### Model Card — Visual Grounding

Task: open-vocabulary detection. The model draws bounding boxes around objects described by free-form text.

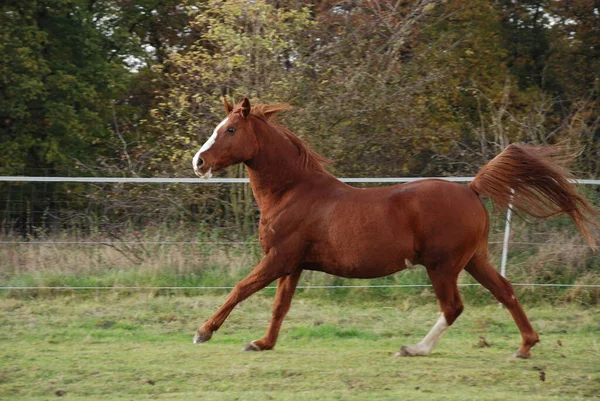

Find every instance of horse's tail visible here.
[469,144,599,249]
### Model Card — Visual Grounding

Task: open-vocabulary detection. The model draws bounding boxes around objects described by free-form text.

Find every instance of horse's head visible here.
[193,98,259,178]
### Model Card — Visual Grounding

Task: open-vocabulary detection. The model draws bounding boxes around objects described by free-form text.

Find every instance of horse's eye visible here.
[226,127,236,133]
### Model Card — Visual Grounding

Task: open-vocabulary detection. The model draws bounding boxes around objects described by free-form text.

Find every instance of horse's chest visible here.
[257,212,299,251]
[258,223,276,248]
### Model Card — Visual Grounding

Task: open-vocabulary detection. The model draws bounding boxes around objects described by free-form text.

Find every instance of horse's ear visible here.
[223,97,233,115]
[241,97,251,119]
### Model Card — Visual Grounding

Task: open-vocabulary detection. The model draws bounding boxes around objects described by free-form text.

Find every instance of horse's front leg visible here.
[243,269,302,351]
[193,251,293,344]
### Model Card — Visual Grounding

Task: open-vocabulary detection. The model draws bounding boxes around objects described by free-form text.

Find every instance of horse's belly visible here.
[305,239,413,279]
[302,192,418,278]
[316,262,407,279]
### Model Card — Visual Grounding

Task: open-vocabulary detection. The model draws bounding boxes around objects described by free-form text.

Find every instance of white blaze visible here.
[192,117,229,177]
[192,149,203,177]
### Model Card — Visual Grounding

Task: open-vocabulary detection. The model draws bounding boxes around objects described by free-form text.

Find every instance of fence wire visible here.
[1,176,598,291]
[1,283,599,291]
[1,176,599,184]
[0,240,592,247]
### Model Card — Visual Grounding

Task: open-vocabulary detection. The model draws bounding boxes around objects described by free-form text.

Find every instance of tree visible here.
[0,0,193,235]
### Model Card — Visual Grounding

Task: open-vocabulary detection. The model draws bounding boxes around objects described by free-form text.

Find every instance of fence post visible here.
[500,205,512,279]
[499,191,514,307]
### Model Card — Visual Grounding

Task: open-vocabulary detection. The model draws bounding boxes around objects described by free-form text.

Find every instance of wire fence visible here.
[2,283,600,290]
[1,176,599,291]
[0,240,592,247]
[1,176,599,184]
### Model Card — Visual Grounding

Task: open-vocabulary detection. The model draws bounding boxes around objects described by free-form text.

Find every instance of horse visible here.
[191,97,599,358]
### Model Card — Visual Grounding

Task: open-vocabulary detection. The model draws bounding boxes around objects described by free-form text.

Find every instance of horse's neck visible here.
[244,121,315,211]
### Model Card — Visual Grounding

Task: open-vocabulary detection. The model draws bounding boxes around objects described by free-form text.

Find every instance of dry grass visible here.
[1,239,257,276]
[1,217,598,304]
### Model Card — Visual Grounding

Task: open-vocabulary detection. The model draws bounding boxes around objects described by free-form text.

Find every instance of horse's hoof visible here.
[395,346,415,357]
[193,330,212,344]
[242,341,262,351]
[514,350,532,359]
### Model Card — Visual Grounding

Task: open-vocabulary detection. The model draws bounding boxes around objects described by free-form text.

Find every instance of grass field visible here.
[1,292,598,400]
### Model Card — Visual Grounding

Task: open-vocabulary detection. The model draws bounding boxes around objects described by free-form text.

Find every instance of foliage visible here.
[149,0,314,175]
[0,0,114,174]
[0,0,598,240]
[148,0,598,178]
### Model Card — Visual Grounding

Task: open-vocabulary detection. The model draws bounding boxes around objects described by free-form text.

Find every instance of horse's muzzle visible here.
[192,153,213,178]
[194,163,213,179]
[196,157,205,169]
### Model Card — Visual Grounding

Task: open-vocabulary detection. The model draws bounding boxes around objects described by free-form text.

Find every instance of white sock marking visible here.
[418,313,449,350]
[403,313,449,356]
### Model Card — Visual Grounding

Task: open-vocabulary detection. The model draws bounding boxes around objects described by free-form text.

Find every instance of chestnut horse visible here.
[192,98,599,358]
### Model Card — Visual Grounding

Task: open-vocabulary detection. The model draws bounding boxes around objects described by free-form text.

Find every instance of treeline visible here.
[1,0,598,237]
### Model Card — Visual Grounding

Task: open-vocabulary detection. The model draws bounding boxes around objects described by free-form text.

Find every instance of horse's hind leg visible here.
[243,270,302,351]
[465,252,539,358]
[396,269,464,357]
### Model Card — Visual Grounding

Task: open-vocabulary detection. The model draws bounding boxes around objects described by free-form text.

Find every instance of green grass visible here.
[1,293,598,400]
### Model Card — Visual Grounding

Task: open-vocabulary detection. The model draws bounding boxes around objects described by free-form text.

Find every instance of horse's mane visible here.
[232,102,329,172]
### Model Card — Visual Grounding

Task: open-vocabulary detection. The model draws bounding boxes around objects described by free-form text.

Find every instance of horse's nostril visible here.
[197,157,205,168]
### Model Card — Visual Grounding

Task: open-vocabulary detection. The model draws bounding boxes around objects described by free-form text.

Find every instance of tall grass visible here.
[1,216,598,304]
